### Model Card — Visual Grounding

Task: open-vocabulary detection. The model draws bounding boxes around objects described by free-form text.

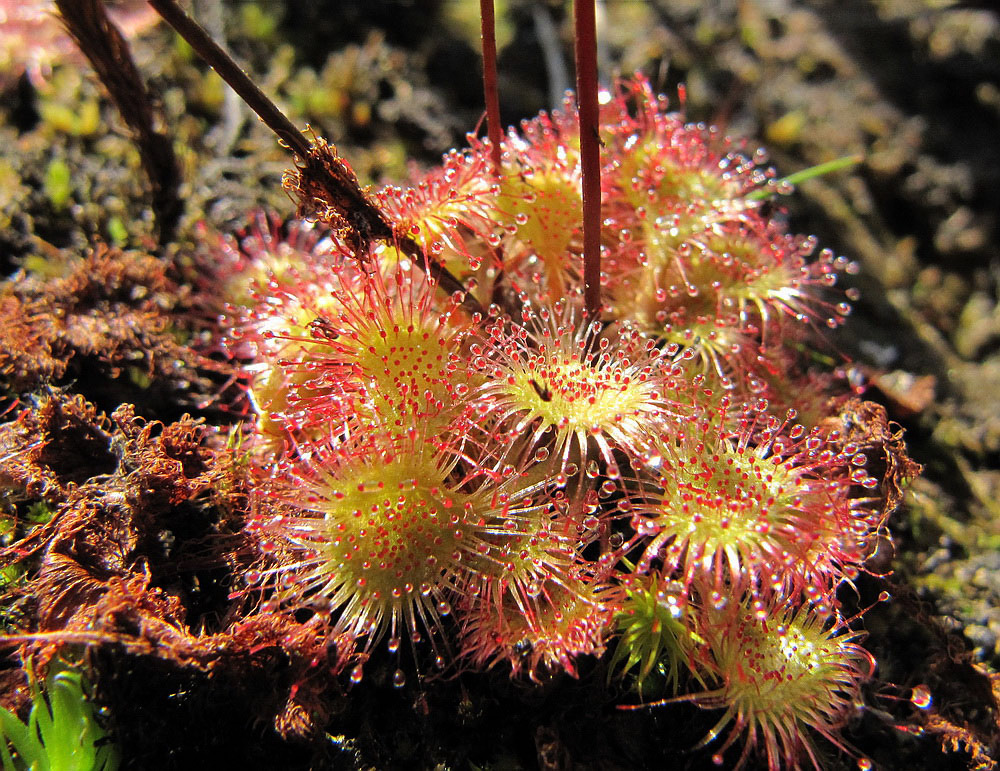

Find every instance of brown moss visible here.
[0,243,224,415]
[823,397,923,517]
[0,392,114,504]
[1,396,350,765]
[109,404,215,508]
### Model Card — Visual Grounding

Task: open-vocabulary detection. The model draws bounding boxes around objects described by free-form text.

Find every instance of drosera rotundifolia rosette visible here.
[206,75,915,769]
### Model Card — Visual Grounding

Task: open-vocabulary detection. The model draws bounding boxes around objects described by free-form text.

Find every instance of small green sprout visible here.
[0,663,119,771]
[608,573,702,694]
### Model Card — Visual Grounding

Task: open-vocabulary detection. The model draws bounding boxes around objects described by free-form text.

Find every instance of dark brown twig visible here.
[147,0,308,159]
[574,0,602,321]
[56,0,180,244]
[146,0,482,316]
[283,136,477,309]
[479,0,503,175]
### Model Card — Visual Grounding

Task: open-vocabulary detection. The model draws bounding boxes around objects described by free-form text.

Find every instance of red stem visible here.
[479,0,503,174]
[574,0,601,320]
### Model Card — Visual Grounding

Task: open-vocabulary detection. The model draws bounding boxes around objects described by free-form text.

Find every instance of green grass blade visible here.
[746,154,863,200]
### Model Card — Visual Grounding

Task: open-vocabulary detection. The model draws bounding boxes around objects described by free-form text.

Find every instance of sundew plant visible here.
[229,82,896,767]
[201,22,912,771]
[0,2,923,770]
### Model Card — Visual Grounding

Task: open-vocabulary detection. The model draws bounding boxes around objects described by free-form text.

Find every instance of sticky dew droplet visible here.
[910,684,932,710]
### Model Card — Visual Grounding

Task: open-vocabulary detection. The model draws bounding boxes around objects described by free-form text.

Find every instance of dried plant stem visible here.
[148,0,307,158]
[479,0,503,174]
[56,0,180,244]
[147,0,482,315]
[574,0,602,320]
